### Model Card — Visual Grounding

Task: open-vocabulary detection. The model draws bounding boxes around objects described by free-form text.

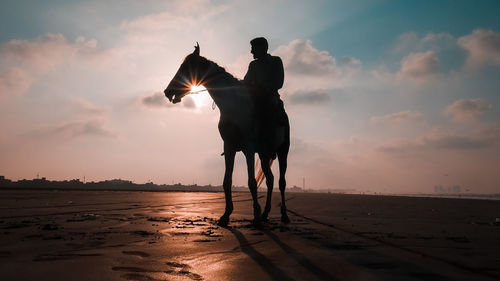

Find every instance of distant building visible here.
[289,185,303,192]
[434,185,461,193]
[0,176,12,187]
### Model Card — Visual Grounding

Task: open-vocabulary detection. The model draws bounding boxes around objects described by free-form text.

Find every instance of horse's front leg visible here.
[244,150,262,226]
[217,148,236,227]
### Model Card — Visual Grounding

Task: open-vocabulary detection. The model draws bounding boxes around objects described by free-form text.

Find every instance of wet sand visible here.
[0,189,499,281]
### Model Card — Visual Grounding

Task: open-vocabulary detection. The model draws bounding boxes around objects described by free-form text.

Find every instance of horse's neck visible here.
[204,66,248,114]
[203,63,255,141]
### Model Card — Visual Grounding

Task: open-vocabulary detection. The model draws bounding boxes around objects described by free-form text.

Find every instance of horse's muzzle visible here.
[164,90,174,102]
[173,96,182,103]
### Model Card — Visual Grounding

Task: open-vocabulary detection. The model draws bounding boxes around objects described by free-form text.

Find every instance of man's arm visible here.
[243,61,255,85]
[270,56,284,91]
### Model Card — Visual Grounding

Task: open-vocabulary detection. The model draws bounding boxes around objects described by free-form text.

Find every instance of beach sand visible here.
[0,189,498,281]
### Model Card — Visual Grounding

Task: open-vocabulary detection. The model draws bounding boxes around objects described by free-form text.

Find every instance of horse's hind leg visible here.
[278,149,290,223]
[259,154,274,222]
[244,150,262,226]
[218,149,236,227]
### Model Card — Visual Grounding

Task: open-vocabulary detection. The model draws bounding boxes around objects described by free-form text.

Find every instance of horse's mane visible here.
[184,54,242,85]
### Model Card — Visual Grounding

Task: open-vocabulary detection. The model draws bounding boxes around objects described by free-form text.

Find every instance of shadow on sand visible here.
[262,229,338,281]
[228,227,295,281]
[227,226,338,281]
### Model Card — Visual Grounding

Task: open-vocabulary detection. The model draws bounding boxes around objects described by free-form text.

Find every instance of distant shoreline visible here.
[1,186,499,201]
[2,176,498,201]
[389,193,500,201]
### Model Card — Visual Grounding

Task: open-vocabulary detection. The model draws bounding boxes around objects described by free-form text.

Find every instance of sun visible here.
[189,85,210,107]
[190,85,208,94]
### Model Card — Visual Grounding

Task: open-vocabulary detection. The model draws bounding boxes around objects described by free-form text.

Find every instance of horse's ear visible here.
[193,42,200,57]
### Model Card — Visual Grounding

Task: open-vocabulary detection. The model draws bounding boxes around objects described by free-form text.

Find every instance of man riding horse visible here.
[164,39,291,226]
[244,37,286,159]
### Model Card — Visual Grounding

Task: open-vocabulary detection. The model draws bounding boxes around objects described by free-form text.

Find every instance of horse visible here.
[164,43,290,226]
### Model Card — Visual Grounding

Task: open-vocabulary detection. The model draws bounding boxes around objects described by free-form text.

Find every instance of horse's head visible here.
[164,42,210,103]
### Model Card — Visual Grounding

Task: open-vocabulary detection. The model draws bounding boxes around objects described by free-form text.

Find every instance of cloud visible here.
[444,98,492,122]
[55,120,116,138]
[371,110,423,125]
[421,32,455,46]
[393,32,420,54]
[141,91,169,107]
[271,40,361,93]
[228,39,359,94]
[421,132,493,150]
[140,91,195,109]
[0,68,32,98]
[390,31,472,79]
[378,126,498,152]
[341,56,361,67]
[67,98,109,116]
[288,89,331,105]
[18,97,116,139]
[0,33,116,72]
[273,39,338,77]
[28,119,116,139]
[117,3,229,56]
[458,29,500,69]
[392,30,500,74]
[289,137,310,155]
[394,32,455,54]
[397,51,438,81]
[119,1,226,32]
[120,11,191,33]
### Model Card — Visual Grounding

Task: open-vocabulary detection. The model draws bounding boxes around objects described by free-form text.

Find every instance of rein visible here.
[195,63,245,110]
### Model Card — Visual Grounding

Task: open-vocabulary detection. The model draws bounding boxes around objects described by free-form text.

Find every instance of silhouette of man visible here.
[244,37,285,156]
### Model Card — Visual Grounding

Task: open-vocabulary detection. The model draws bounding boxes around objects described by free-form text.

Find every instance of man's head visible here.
[250,37,268,59]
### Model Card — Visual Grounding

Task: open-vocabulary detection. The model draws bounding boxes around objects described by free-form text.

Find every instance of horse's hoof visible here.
[261,211,269,222]
[281,214,290,224]
[252,213,263,227]
[217,215,229,227]
[252,218,263,228]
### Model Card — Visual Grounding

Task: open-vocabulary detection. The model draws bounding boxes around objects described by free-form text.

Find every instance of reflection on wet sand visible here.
[0,190,499,281]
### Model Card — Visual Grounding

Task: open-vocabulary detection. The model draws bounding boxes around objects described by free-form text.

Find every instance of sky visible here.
[1,0,500,193]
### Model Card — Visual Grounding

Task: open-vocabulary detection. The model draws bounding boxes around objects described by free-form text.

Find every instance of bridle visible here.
[174,59,244,109]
